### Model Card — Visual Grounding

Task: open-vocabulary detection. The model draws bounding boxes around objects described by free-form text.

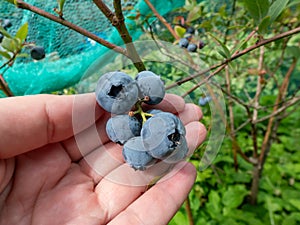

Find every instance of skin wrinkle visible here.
[30,177,48,225]
[45,101,55,145]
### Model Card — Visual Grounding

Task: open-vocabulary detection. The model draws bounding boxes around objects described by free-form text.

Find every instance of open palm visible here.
[0,93,206,225]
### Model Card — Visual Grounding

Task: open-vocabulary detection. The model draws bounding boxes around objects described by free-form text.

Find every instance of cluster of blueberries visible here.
[178,26,205,52]
[95,71,188,170]
[0,19,45,61]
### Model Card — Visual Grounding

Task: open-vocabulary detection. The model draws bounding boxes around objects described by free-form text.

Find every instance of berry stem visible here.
[130,99,153,124]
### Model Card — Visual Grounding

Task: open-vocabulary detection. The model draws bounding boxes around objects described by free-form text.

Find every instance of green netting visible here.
[0,0,184,96]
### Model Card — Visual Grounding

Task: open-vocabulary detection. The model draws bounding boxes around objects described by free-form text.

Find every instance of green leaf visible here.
[1,37,17,52]
[282,212,300,225]
[289,199,300,211]
[243,0,270,23]
[206,190,221,217]
[207,32,231,59]
[287,0,300,7]
[186,5,202,23]
[4,0,16,4]
[15,22,28,43]
[174,25,186,38]
[169,211,187,225]
[286,46,300,58]
[222,185,248,208]
[0,50,11,59]
[58,0,66,12]
[0,27,13,39]
[268,0,289,22]
[258,16,271,34]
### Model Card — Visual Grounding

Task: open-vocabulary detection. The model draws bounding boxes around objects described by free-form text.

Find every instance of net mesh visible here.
[0,0,184,96]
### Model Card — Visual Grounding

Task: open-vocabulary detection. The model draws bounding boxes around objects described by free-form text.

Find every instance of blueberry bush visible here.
[1,0,300,224]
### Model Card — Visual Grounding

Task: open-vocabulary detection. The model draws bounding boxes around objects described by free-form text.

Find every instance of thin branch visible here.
[16,0,128,57]
[225,66,238,170]
[251,46,265,158]
[210,81,249,109]
[277,101,300,120]
[224,0,236,44]
[167,28,258,90]
[233,118,252,134]
[185,197,194,225]
[181,64,226,98]
[255,95,300,124]
[166,25,300,90]
[144,0,179,40]
[0,74,14,96]
[259,58,297,165]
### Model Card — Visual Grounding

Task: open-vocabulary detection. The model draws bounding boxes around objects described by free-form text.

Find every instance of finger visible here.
[107,162,196,225]
[186,121,207,157]
[178,103,203,125]
[0,93,103,158]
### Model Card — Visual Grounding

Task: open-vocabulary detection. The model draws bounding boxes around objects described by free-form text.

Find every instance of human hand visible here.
[0,93,206,225]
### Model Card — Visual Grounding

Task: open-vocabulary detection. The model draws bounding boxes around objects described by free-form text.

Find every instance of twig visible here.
[0,74,14,96]
[277,101,300,120]
[185,197,194,225]
[166,26,300,90]
[92,0,146,71]
[181,64,226,98]
[233,118,252,134]
[255,95,300,124]
[16,0,128,57]
[251,46,265,158]
[225,66,238,170]
[144,0,180,40]
[224,0,236,44]
[259,57,297,165]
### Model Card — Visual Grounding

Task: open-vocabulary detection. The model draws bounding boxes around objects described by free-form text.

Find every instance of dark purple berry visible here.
[199,40,206,49]
[30,46,45,60]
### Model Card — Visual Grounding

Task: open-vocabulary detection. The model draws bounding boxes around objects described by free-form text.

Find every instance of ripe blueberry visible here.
[30,46,45,60]
[135,71,165,105]
[141,112,185,159]
[122,136,156,170]
[106,115,141,145]
[95,71,139,114]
